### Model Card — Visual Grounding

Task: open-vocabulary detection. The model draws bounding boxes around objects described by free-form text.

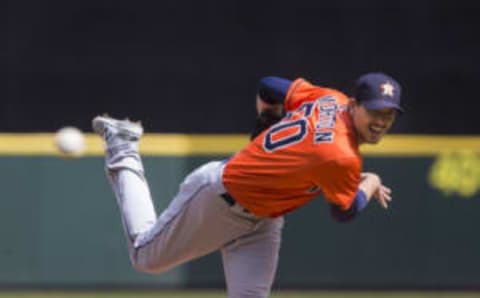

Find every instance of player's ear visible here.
[348,97,358,113]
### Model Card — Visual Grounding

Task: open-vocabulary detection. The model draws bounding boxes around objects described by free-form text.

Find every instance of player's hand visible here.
[359,172,392,209]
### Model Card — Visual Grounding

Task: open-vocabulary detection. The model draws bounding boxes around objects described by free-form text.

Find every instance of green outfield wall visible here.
[0,135,479,289]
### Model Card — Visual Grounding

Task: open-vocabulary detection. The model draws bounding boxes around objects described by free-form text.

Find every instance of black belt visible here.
[221,193,251,213]
[221,192,236,206]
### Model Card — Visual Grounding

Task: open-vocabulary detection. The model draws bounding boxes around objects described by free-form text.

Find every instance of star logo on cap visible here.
[381,81,395,97]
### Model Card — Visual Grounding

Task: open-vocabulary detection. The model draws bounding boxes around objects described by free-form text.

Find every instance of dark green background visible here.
[0,156,478,288]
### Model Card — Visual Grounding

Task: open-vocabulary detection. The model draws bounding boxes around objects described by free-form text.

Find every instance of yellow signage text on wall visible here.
[429,151,480,198]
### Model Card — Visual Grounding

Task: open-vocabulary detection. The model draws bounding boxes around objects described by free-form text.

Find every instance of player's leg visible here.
[93,116,260,273]
[92,115,158,264]
[131,161,260,273]
[221,215,284,298]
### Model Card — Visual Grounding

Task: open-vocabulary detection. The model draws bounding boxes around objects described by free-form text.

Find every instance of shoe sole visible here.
[92,116,143,138]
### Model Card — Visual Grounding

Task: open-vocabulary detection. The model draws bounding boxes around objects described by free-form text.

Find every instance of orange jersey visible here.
[222,78,362,217]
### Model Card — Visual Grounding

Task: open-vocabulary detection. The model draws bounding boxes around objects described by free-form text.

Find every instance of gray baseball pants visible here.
[106,159,284,298]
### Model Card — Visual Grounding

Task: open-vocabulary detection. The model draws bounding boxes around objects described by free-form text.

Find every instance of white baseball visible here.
[55,126,85,156]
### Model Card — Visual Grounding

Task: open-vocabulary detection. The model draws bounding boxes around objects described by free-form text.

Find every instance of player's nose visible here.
[371,116,388,128]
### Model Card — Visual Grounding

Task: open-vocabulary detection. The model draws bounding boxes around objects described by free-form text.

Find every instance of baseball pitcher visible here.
[92,72,403,298]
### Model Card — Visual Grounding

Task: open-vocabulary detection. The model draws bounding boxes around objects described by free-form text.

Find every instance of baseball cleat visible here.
[92,115,143,148]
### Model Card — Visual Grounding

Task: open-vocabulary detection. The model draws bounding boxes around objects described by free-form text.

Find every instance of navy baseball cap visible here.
[354,72,404,113]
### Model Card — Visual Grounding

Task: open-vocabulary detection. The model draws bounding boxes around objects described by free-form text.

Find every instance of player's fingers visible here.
[381,186,392,203]
[377,195,389,209]
[385,194,392,202]
[381,189,392,207]
[375,187,389,200]
[381,189,392,201]
[382,185,392,194]
[380,198,389,209]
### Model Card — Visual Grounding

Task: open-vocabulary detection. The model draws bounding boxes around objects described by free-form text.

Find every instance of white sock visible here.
[105,142,144,173]
[107,160,157,240]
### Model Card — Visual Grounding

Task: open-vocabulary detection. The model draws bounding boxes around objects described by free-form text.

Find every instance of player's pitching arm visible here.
[329,172,392,222]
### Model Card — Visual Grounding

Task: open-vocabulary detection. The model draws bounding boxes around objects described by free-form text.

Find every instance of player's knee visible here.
[131,261,154,274]
[130,257,164,274]
[129,251,166,274]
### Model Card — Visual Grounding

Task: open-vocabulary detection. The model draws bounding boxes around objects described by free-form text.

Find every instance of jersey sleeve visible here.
[316,157,361,211]
[284,78,328,112]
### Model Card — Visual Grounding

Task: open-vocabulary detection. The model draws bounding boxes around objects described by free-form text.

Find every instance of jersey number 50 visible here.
[263,119,307,152]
